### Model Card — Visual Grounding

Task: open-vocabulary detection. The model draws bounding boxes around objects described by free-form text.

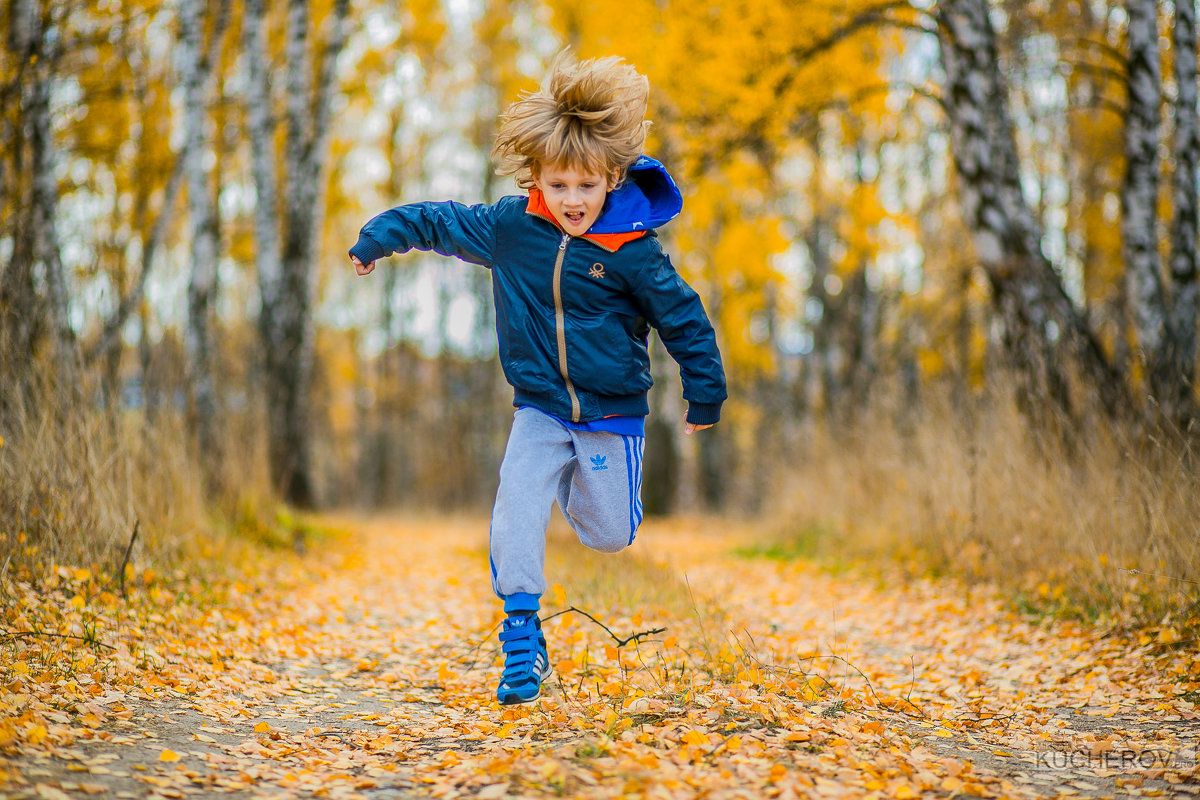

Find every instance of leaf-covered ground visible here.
[2,515,1197,799]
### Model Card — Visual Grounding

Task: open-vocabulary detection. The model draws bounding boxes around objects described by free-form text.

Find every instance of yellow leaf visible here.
[70,594,85,609]
[253,722,271,733]
[26,724,47,745]
[12,661,28,676]
[158,749,180,762]
[681,729,709,746]
[550,583,566,607]
[555,658,577,674]
[895,786,919,799]
[604,645,619,661]
[74,568,91,582]
[1158,627,1182,645]
[438,663,453,684]
[943,777,965,793]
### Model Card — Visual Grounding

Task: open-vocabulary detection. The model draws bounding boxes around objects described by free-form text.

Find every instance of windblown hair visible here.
[492,51,651,189]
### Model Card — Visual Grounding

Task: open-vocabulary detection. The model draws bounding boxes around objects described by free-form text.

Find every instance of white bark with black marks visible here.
[244,0,350,507]
[1168,0,1199,425]
[936,0,1120,414]
[1120,0,1168,404]
[178,0,229,490]
[3,0,78,392]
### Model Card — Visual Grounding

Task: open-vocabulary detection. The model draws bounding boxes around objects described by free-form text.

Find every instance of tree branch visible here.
[542,606,667,648]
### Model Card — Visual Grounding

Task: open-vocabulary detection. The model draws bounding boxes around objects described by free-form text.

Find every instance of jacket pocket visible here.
[499,308,560,394]
[566,313,652,395]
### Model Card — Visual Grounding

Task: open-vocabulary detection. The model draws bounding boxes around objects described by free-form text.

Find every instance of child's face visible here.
[532,162,611,236]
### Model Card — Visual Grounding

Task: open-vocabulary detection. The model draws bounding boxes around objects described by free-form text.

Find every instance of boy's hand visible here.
[685,423,714,435]
[351,255,375,276]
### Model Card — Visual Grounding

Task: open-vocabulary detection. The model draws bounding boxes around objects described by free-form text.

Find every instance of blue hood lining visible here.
[589,155,683,235]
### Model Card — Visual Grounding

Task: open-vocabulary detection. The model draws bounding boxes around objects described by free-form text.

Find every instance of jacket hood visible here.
[589,155,683,235]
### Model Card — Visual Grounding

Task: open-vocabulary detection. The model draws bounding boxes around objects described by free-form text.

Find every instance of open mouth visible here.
[564,211,585,226]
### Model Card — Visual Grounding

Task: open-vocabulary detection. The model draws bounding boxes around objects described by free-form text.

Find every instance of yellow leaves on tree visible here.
[535,0,901,381]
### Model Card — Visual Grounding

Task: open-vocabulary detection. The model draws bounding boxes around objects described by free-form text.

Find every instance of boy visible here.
[348,52,726,704]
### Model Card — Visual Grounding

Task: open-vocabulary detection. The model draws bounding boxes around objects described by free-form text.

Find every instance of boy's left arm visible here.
[631,241,727,429]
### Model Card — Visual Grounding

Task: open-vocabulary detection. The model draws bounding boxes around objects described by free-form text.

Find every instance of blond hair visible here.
[492,51,650,189]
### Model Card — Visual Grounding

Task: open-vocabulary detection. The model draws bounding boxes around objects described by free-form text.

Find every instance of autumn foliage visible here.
[2,0,1200,794]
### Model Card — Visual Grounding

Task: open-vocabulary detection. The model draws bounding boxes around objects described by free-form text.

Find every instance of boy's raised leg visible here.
[557,431,645,553]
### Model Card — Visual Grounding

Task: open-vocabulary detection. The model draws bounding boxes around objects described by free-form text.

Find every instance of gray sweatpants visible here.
[489,407,646,600]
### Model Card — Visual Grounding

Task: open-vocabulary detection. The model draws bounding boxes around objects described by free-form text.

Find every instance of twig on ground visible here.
[952,710,1016,731]
[118,519,140,600]
[461,620,504,672]
[541,605,666,648]
[1122,568,1200,585]
[461,604,665,672]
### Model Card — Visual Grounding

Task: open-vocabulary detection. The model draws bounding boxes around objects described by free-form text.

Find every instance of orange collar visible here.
[526,188,647,253]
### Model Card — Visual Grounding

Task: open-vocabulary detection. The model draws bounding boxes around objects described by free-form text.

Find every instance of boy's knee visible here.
[587,536,629,555]
[571,517,634,554]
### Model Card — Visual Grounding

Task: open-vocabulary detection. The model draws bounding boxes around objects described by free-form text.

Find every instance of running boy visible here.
[348,52,726,704]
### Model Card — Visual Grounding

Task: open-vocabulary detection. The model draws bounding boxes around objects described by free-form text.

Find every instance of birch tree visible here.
[244,0,349,506]
[1167,0,1198,426]
[178,0,230,489]
[935,0,1121,415]
[1120,0,1168,409]
[1,0,77,397]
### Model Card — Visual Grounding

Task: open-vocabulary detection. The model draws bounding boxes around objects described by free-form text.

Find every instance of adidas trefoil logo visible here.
[590,454,608,471]
[589,262,605,279]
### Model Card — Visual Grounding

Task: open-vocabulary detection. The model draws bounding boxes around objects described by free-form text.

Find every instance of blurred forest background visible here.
[2,0,1198,625]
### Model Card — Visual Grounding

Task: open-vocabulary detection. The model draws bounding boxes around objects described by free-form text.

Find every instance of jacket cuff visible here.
[685,401,722,426]
[348,233,387,265]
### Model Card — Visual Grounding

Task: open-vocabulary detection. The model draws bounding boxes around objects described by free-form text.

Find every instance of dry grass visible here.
[0,372,277,586]
[766,388,1200,630]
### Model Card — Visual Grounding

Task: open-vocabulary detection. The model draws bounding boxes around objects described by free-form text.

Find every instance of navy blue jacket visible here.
[349,156,726,426]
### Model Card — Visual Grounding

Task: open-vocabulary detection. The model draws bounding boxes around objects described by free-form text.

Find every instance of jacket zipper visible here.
[552,233,582,422]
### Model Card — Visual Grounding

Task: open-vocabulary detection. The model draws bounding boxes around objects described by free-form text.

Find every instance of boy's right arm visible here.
[348,200,500,271]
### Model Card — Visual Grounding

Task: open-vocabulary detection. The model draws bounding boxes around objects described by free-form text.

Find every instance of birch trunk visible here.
[178,0,227,491]
[1167,0,1199,427]
[246,0,349,507]
[5,0,78,394]
[0,0,42,391]
[32,46,77,395]
[1121,0,1169,408]
[936,0,1120,415]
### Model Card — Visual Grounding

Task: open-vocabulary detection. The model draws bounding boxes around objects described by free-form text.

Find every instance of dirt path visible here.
[3,515,1197,799]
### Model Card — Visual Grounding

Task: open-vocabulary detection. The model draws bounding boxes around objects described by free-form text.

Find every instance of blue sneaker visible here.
[497,613,550,705]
